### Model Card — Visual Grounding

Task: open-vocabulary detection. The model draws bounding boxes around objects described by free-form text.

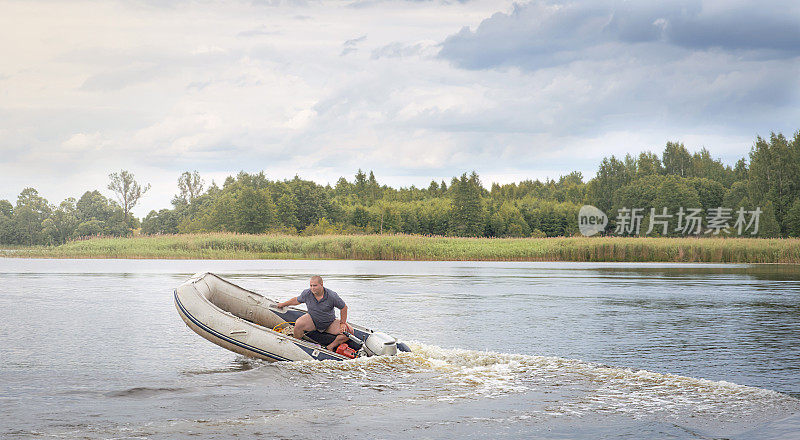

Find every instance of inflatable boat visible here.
[174,272,410,362]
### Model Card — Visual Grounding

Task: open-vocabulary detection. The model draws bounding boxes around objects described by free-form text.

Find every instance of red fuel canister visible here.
[336,343,356,359]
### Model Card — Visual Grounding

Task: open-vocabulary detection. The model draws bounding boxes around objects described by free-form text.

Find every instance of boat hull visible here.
[174,272,407,362]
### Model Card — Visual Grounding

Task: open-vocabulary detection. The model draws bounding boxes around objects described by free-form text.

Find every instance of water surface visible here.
[1,259,798,439]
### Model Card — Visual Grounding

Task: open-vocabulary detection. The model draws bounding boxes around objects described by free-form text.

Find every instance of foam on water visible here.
[13,344,799,440]
[276,341,799,420]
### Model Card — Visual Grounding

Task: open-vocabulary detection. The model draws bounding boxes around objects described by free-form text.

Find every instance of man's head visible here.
[309,275,324,295]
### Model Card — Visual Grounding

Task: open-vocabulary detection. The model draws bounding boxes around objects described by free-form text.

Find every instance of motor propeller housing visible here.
[363,332,398,356]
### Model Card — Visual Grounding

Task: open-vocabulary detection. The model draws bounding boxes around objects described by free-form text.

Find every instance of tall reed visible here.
[9,233,800,263]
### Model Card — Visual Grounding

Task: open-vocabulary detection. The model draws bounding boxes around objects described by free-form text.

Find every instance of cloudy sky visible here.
[1,0,798,216]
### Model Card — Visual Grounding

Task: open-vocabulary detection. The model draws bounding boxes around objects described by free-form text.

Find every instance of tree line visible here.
[0,171,149,245]
[2,131,799,245]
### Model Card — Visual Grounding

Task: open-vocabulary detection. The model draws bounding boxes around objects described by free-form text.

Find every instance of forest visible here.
[2,131,799,246]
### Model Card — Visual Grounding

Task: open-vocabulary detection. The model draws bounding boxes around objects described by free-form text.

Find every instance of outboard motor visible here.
[363,332,398,356]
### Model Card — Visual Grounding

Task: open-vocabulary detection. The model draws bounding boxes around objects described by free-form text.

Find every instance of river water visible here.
[1,258,799,439]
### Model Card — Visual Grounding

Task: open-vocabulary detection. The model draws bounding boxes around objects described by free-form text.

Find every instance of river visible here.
[1,259,798,439]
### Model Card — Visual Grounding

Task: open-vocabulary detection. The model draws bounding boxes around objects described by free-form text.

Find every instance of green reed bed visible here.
[8,233,800,263]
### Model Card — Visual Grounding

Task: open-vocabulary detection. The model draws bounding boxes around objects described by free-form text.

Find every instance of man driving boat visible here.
[276,275,353,351]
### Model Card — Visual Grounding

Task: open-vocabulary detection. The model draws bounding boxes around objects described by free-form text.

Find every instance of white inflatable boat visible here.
[174,272,410,362]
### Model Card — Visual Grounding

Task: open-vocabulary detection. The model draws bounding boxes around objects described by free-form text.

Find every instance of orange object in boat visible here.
[336,343,356,359]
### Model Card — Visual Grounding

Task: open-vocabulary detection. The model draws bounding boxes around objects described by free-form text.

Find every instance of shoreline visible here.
[6,233,800,264]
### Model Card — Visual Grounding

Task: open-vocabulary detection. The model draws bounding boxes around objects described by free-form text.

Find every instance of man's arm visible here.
[276,297,300,309]
[339,305,348,331]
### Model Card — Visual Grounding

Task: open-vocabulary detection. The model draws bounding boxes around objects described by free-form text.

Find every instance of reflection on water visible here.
[0,259,798,439]
[181,358,256,376]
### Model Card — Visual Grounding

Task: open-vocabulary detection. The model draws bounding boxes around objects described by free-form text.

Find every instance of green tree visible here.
[427,180,440,195]
[76,191,118,223]
[688,178,726,213]
[0,199,12,217]
[142,209,179,235]
[586,156,632,213]
[354,169,367,203]
[75,190,126,236]
[13,188,51,245]
[275,193,300,231]
[691,148,732,184]
[723,181,750,210]
[42,198,79,244]
[610,175,665,235]
[174,170,204,206]
[417,198,450,235]
[198,185,276,234]
[232,186,277,233]
[334,177,353,199]
[449,172,485,236]
[0,200,14,244]
[487,202,530,237]
[748,133,798,235]
[758,201,781,238]
[636,151,663,178]
[784,198,800,237]
[651,177,702,236]
[107,170,150,233]
[399,204,420,234]
[367,171,381,204]
[519,199,578,237]
[733,158,748,182]
[350,205,371,229]
[662,141,693,177]
[76,219,104,236]
[288,176,332,229]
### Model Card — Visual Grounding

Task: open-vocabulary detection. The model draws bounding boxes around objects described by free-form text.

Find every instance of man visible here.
[276,275,353,351]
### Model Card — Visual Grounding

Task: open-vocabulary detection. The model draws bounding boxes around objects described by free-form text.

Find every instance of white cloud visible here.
[61,132,106,152]
[0,0,796,217]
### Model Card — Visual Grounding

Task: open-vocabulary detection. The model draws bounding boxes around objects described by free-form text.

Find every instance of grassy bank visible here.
[7,233,800,263]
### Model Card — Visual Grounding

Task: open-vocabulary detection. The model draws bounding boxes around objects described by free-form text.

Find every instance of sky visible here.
[1,0,799,217]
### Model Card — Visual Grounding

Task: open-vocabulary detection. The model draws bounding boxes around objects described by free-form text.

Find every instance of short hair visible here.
[310,275,323,285]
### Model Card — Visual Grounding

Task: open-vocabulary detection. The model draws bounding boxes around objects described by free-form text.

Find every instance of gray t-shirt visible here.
[297,287,346,332]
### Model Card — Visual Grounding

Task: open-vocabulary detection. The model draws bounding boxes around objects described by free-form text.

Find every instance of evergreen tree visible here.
[448,172,485,236]
[748,133,798,234]
[636,151,662,177]
[354,169,367,203]
[367,171,380,204]
[784,198,800,237]
[758,201,781,238]
[733,158,748,182]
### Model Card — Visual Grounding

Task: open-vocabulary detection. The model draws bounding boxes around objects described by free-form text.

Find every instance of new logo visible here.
[578,205,608,236]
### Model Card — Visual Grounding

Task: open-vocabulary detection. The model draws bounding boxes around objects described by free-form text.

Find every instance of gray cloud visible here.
[435,0,800,138]
[439,0,800,70]
[341,34,367,56]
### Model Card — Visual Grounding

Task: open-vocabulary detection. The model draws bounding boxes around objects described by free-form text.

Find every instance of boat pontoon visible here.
[174,272,410,362]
